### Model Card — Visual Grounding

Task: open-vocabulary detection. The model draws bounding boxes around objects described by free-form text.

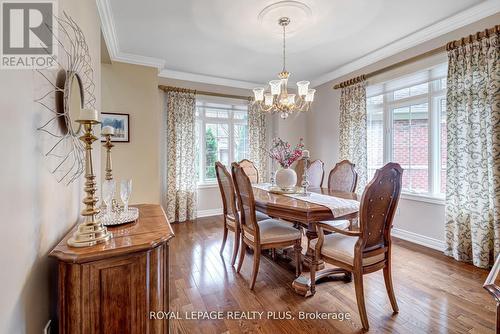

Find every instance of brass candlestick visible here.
[67,120,112,247]
[103,134,114,180]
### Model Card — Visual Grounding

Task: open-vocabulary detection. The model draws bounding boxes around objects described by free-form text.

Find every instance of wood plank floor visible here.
[169,216,496,334]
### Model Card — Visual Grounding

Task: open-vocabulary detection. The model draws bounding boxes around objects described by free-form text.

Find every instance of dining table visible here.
[251,184,359,296]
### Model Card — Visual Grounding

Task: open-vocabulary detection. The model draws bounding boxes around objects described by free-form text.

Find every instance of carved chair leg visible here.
[383,264,399,313]
[250,246,261,290]
[231,228,240,267]
[353,272,369,331]
[294,240,302,277]
[236,240,246,273]
[220,225,228,255]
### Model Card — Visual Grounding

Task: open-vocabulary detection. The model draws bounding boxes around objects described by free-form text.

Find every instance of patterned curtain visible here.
[339,82,367,195]
[445,32,500,268]
[248,100,268,180]
[164,90,197,222]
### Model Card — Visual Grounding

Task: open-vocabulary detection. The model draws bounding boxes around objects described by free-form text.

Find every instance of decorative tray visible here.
[98,207,139,226]
[268,186,302,194]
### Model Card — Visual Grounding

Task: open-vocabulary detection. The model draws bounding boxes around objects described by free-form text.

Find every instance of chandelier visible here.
[253,17,315,119]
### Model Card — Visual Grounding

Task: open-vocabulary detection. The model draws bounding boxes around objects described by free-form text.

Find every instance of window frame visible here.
[367,70,446,200]
[195,101,249,186]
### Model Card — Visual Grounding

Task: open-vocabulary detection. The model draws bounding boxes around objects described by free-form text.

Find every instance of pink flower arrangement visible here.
[268,137,305,168]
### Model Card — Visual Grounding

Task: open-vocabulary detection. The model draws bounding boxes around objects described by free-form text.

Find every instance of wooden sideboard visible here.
[50,204,175,334]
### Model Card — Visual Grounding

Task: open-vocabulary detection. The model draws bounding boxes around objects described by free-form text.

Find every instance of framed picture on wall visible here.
[100,112,130,142]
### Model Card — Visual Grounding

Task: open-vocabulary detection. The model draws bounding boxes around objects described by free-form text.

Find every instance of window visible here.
[195,100,248,184]
[366,64,447,198]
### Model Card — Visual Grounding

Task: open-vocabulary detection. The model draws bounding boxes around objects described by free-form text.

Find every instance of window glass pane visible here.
[196,102,249,183]
[233,124,248,162]
[195,120,201,181]
[204,123,229,180]
[392,103,429,193]
[409,83,428,96]
[393,88,409,100]
[440,78,447,90]
[439,98,447,194]
[394,83,428,100]
[367,106,383,180]
[233,111,247,120]
[205,108,229,119]
[367,94,383,106]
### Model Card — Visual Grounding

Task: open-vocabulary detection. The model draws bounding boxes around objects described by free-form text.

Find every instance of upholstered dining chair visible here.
[295,159,325,188]
[232,162,302,290]
[215,162,269,266]
[238,159,259,184]
[328,160,358,193]
[310,163,403,331]
[322,160,359,230]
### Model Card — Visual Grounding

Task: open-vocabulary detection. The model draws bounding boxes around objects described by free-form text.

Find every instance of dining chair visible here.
[215,162,241,266]
[310,163,403,331]
[295,159,325,188]
[328,160,358,192]
[232,162,302,290]
[238,159,259,184]
[322,160,359,230]
[215,162,269,266]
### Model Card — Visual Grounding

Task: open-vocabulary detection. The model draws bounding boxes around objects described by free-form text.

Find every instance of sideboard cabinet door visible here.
[58,244,168,334]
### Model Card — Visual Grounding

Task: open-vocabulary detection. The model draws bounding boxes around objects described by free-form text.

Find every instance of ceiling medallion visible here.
[253,16,315,119]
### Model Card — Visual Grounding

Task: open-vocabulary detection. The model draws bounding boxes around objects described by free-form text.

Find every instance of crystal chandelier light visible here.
[253,17,315,119]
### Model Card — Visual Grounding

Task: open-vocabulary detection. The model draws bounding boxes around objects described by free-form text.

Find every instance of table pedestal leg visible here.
[302,223,324,270]
[292,267,352,296]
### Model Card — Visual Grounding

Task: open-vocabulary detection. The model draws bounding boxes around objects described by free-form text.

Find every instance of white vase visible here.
[275,167,297,190]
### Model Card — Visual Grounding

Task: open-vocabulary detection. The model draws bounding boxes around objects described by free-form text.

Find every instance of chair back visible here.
[238,159,259,184]
[231,162,259,238]
[358,163,403,252]
[295,159,325,188]
[328,160,358,193]
[215,162,238,220]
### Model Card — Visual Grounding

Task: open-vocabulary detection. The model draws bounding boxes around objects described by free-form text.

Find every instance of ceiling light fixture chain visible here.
[253,16,315,119]
[281,17,287,73]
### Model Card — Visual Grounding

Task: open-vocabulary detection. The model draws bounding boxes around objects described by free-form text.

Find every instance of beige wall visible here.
[101,62,161,205]
[307,13,500,246]
[0,0,101,333]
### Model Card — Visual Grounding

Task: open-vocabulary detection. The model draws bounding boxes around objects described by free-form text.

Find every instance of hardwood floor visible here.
[169,216,496,333]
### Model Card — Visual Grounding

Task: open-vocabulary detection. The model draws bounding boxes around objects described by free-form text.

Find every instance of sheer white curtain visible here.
[162,90,197,222]
[339,82,367,195]
[445,31,500,268]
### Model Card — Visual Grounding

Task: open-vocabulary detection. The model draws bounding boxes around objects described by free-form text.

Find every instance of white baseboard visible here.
[392,228,446,252]
[197,208,223,218]
[194,211,446,252]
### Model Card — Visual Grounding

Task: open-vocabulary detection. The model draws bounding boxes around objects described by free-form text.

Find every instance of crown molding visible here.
[310,0,500,87]
[96,0,119,59]
[158,69,259,90]
[114,52,166,70]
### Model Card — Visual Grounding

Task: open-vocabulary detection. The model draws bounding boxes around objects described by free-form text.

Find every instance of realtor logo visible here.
[1,1,57,69]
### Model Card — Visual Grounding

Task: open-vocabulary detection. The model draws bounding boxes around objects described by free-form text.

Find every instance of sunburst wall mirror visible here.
[36,12,96,185]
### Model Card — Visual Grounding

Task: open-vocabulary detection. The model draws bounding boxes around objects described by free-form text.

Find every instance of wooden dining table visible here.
[251,185,359,296]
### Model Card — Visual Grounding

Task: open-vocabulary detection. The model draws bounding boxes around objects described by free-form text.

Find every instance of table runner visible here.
[252,183,359,217]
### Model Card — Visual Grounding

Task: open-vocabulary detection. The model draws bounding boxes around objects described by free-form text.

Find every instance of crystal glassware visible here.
[102,179,116,220]
[120,179,132,213]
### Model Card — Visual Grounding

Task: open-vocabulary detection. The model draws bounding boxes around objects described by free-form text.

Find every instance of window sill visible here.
[197,182,218,189]
[400,192,445,205]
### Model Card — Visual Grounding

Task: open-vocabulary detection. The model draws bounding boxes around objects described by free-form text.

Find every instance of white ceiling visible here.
[100,0,498,88]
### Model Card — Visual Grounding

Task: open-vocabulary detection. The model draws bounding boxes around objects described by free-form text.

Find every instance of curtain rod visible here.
[158,85,251,101]
[333,24,500,90]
